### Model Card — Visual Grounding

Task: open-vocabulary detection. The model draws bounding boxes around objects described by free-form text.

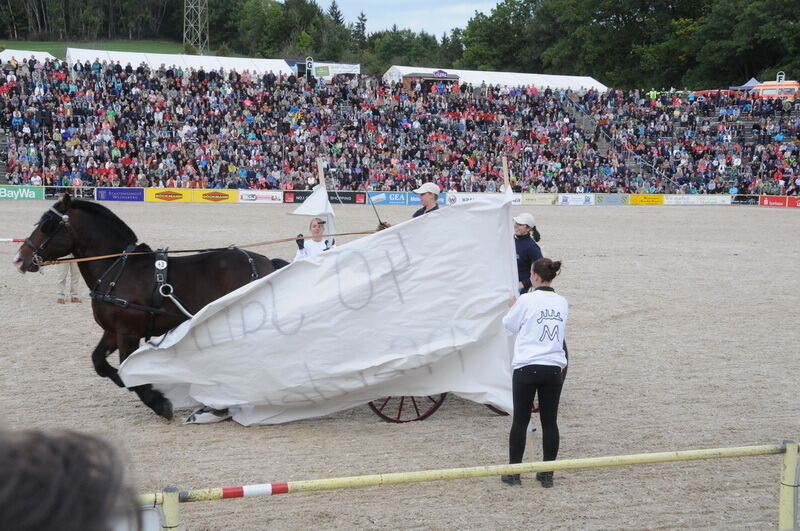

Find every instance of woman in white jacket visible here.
[501,258,568,488]
[294,217,335,261]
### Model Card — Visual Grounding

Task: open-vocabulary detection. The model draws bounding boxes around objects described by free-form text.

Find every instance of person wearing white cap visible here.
[411,182,441,218]
[512,212,543,295]
[376,182,441,230]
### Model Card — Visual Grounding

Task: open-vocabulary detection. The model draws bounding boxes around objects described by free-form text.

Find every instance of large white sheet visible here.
[119,195,517,425]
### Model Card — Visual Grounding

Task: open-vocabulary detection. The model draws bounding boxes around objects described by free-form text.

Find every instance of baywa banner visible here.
[120,195,517,425]
[284,190,367,205]
[0,185,44,200]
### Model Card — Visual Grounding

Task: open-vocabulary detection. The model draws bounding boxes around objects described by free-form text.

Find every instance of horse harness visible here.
[22,206,70,267]
[90,246,261,341]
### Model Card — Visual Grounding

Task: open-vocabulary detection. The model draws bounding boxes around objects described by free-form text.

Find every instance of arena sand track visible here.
[1,200,798,530]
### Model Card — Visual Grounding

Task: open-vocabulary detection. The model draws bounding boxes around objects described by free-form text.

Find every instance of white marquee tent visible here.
[383,65,608,91]
[65,48,293,75]
[0,49,57,63]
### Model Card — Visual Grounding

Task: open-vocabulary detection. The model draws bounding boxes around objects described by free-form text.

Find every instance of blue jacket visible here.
[515,235,543,293]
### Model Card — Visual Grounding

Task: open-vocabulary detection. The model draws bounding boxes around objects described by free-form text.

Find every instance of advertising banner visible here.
[0,185,44,200]
[521,193,557,206]
[95,187,145,202]
[283,190,312,204]
[446,193,483,206]
[558,193,595,206]
[368,192,408,205]
[194,189,238,203]
[329,191,367,205]
[788,197,800,208]
[731,195,760,205]
[44,186,93,199]
[594,194,629,205]
[663,195,731,206]
[284,190,367,205]
[759,196,788,207]
[630,194,664,205]
[447,193,522,206]
[239,190,283,204]
[145,188,192,202]
[408,192,448,206]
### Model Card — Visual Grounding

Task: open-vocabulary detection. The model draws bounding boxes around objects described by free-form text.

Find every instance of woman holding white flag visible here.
[294,217,335,261]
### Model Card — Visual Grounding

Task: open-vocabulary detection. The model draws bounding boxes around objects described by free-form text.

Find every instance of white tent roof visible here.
[65,48,293,75]
[383,65,607,91]
[0,49,57,63]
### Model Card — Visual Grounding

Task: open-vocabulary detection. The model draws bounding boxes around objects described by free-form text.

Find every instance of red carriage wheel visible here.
[485,404,509,416]
[368,393,448,423]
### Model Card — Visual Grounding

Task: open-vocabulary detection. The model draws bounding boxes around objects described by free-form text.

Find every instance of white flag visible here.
[289,183,336,236]
[120,195,517,425]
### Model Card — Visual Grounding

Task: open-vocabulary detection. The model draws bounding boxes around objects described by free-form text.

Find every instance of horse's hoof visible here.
[156,400,174,421]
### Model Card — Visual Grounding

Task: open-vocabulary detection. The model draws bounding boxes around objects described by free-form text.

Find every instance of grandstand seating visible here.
[1,55,797,196]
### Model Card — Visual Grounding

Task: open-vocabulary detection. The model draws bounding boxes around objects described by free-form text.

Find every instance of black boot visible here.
[500,474,521,486]
[536,471,554,488]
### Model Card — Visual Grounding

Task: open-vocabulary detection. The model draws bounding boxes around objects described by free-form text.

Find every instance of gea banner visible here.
[368,191,408,205]
[788,197,800,208]
[630,194,665,205]
[594,194,629,205]
[521,193,557,206]
[0,185,44,200]
[145,188,192,202]
[759,196,788,207]
[663,195,731,206]
[558,193,595,206]
[238,190,283,203]
[120,196,517,425]
[95,188,145,202]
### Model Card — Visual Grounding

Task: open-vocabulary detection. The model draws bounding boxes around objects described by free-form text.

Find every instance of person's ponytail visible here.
[532,258,562,282]
[531,226,541,242]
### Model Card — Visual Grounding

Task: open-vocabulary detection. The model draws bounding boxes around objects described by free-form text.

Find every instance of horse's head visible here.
[13,194,76,273]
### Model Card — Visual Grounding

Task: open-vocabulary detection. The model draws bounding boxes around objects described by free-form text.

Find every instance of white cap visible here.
[412,182,440,195]
[513,213,536,227]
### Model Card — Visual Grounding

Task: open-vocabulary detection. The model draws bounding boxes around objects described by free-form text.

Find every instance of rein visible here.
[38,229,377,267]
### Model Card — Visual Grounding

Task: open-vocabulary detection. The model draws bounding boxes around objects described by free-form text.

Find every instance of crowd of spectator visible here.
[574,88,800,195]
[1,54,798,195]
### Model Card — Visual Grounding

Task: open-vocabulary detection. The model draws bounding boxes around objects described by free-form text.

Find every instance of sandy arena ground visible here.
[1,199,798,530]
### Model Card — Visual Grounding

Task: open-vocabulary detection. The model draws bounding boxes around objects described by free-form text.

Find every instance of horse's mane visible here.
[71,200,139,245]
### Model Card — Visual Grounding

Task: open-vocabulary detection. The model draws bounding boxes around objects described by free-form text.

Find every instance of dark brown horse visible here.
[13,194,287,420]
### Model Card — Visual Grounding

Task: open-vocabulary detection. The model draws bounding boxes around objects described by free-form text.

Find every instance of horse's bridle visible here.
[22,207,71,267]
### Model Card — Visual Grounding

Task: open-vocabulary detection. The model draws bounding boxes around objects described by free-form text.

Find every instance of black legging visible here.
[509,364,563,464]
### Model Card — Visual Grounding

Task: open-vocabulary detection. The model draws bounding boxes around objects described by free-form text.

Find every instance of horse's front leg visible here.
[118,335,173,421]
[92,330,124,387]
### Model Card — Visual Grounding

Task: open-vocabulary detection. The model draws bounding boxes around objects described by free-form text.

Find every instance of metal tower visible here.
[183,0,209,54]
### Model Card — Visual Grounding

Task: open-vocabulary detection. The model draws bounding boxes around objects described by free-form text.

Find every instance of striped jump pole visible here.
[0,238,24,243]
[137,442,798,531]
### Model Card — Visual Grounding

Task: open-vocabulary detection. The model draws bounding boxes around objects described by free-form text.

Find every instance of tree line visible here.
[1,0,797,89]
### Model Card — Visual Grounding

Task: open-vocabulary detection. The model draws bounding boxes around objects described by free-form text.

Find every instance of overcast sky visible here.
[328,1,499,38]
